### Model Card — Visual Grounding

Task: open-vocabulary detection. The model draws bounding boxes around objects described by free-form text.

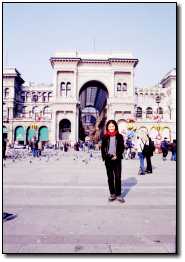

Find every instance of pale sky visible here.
[3,2,176,87]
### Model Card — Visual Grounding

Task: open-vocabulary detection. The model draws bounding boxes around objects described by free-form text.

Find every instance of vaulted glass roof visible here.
[79,81,108,114]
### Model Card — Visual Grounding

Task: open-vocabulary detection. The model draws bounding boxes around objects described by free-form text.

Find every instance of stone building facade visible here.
[3,52,176,146]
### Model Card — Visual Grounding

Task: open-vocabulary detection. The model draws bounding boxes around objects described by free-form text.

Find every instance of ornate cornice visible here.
[50,57,139,67]
[50,57,81,68]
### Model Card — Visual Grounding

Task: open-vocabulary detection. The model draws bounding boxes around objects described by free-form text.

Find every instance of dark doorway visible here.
[79,80,108,142]
[59,119,71,141]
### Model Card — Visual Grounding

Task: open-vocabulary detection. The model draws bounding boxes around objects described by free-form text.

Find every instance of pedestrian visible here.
[101,120,125,202]
[135,135,145,175]
[125,137,132,159]
[37,141,42,157]
[64,142,68,152]
[161,137,169,160]
[170,139,176,161]
[144,135,155,174]
[3,136,7,160]
[31,137,38,157]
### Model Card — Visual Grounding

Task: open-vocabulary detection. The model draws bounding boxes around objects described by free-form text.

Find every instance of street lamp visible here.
[155,95,162,138]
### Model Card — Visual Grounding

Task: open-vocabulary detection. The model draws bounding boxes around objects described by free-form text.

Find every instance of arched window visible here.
[37,92,42,102]
[122,83,127,91]
[60,82,65,96]
[43,106,50,114]
[42,92,47,102]
[136,107,142,118]
[48,92,52,102]
[117,82,121,91]
[66,82,71,91]
[146,107,153,118]
[157,107,163,115]
[32,92,38,102]
[43,106,52,120]
[66,82,71,96]
[4,88,9,98]
[26,92,31,102]
[32,106,39,120]
[32,106,39,114]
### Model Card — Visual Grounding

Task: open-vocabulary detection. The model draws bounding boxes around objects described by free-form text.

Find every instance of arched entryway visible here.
[15,126,25,144]
[26,127,37,143]
[79,80,109,142]
[59,119,71,141]
[39,126,49,143]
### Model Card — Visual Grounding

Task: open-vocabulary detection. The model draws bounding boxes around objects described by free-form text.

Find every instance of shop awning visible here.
[39,127,48,141]
[15,126,25,141]
[27,128,37,141]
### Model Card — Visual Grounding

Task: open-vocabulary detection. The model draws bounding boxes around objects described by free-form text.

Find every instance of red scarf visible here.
[105,130,118,137]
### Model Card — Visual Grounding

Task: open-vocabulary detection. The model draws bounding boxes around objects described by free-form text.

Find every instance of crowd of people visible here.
[3,134,176,163]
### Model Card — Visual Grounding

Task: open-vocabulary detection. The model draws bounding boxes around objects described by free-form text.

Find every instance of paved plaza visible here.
[3,150,176,254]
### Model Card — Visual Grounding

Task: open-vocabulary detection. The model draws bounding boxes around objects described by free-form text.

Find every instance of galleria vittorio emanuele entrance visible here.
[49,51,140,144]
[78,80,108,142]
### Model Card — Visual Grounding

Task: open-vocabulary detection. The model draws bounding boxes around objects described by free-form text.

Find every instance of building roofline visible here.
[50,57,139,68]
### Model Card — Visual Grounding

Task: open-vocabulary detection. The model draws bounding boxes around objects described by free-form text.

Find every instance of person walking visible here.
[37,141,42,157]
[125,137,133,160]
[144,135,155,174]
[135,136,145,175]
[161,137,169,160]
[3,136,7,160]
[170,139,176,161]
[101,120,125,202]
[31,137,38,157]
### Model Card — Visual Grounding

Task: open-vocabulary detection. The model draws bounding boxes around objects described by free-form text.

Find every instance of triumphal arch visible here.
[49,52,138,144]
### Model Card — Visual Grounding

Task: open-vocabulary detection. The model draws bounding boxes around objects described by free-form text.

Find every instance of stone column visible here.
[10,120,14,144]
[75,105,79,141]
[50,110,57,145]
[107,100,114,120]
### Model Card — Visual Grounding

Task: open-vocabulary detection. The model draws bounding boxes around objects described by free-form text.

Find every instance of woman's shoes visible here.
[145,170,152,174]
[108,195,125,203]
[117,195,125,203]
[108,194,117,201]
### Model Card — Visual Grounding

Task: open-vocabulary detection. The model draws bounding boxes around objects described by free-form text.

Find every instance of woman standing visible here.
[135,135,145,175]
[144,135,154,173]
[101,120,125,202]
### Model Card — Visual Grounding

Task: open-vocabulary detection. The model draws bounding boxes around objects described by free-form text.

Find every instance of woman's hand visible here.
[112,154,117,160]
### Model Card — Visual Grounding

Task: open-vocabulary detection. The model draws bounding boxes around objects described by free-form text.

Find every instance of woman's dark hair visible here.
[105,120,119,132]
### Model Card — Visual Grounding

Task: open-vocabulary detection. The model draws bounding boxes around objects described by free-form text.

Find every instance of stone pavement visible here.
[3,151,176,254]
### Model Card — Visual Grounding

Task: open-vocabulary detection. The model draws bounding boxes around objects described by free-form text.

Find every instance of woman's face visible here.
[108,123,116,133]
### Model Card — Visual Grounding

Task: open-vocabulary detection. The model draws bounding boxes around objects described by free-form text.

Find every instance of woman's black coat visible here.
[101,133,125,161]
